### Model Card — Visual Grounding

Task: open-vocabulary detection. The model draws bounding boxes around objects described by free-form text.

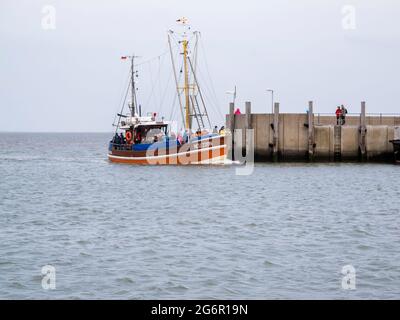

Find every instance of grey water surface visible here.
[0,133,399,299]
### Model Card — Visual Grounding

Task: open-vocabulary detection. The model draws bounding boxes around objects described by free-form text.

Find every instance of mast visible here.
[130,55,139,117]
[183,39,190,129]
[130,56,135,116]
[171,18,210,131]
[121,54,139,117]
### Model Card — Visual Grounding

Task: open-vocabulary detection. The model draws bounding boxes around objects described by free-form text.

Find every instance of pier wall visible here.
[227,103,399,162]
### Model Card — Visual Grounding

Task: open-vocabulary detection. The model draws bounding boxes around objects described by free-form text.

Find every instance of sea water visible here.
[0,133,399,299]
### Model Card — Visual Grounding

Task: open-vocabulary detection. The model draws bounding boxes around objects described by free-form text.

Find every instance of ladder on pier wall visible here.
[334,125,341,161]
[359,101,367,161]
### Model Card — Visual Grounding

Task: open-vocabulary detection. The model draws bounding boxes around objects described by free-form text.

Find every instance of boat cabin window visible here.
[134,125,168,144]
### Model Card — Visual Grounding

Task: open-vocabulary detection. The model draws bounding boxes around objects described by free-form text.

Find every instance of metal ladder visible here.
[334,125,341,161]
[190,95,205,130]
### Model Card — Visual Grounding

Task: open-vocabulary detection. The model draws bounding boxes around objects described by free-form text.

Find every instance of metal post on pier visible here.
[245,101,252,130]
[273,102,279,162]
[245,102,252,157]
[359,101,367,161]
[228,102,235,161]
[308,101,315,161]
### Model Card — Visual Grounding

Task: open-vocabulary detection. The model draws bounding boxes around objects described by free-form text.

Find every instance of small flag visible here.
[176,17,188,25]
[121,56,127,60]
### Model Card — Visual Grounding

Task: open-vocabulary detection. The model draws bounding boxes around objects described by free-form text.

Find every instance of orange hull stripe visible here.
[108,147,226,165]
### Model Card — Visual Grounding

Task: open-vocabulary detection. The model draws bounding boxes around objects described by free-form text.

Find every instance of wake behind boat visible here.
[108,19,227,165]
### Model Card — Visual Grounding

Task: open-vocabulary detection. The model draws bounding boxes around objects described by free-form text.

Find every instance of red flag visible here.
[121,56,127,60]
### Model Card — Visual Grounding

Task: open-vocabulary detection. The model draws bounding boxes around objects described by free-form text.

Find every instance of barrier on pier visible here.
[227,102,400,162]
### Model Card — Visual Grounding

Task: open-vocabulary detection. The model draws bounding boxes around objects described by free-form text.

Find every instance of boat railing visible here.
[110,139,180,151]
[110,133,219,151]
[110,142,134,151]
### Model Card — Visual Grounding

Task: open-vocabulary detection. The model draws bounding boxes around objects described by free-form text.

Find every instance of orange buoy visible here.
[126,131,132,142]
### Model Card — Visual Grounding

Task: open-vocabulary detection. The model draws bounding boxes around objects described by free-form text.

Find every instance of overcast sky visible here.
[1,0,399,132]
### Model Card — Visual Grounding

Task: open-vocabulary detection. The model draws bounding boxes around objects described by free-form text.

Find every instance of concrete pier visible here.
[227,102,400,162]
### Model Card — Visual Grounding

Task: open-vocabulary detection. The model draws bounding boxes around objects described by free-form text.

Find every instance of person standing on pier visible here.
[341,105,348,125]
[335,106,343,125]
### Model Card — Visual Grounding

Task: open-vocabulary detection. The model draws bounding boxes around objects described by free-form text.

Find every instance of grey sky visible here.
[1,0,399,132]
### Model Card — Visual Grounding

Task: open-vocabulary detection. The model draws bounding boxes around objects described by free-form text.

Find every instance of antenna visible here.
[175,17,191,41]
[226,86,237,106]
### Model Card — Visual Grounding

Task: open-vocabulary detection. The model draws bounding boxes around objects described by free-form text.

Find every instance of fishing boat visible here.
[108,19,227,165]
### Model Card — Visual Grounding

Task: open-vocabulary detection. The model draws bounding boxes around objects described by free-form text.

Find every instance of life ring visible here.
[126,131,132,142]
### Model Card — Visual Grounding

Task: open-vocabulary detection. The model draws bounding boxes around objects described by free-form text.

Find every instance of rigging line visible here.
[132,44,172,113]
[168,59,183,125]
[114,77,131,135]
[158,56,162,113]
[168,68,183,125]
[133,47,171,68]
[197,66,224,122]
[198,70,223,107]
[192,32,199,85]
[170,32,183,49]
[199,37,224,121]
[112,68,132,126]
[144,59,159,110]
[157,54,167,114]
[199,37,220,104]
[147,49,168,114]
[144,62,154,108]
[194,64,224,122]
[158,62,174,117]
[172,92,182,129]
[169,93,178,126]
[188,57,212,129]
[152,53,167,116]
[197,71,224,123]
[204,76,224,120]
[176,59,185,128]
[168,33,185,129]
[114,68,131,115]
[190,95,202,130]
[168,85,179,125]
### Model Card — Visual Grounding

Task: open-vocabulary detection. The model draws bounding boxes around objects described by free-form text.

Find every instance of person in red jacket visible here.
[234,108,242,115]
[335,106,343,125]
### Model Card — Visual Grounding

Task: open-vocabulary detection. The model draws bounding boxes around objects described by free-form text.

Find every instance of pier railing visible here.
[315,112,400,126]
